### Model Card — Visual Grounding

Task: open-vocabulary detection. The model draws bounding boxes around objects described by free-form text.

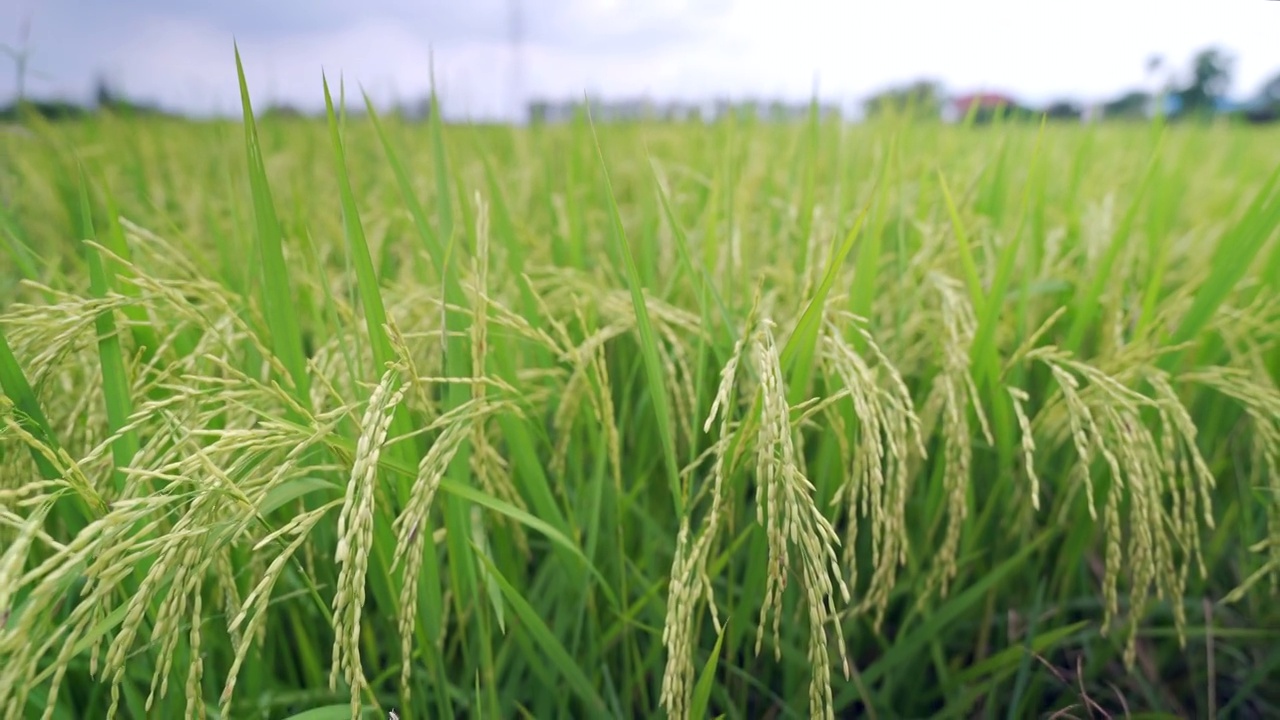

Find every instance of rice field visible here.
[2,65,1280,719]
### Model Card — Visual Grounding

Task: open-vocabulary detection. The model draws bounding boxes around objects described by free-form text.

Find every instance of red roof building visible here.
[944,92,1022,122]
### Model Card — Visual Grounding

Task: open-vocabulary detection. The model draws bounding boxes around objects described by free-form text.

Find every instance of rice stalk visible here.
[329,367,407,718]
[920,271,991,603]
[752,318,850,720]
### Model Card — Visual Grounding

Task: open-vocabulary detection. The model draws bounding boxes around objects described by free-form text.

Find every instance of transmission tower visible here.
[1,15,33,103]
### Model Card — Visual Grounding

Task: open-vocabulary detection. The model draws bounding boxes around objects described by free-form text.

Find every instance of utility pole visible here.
[1,15,33,104]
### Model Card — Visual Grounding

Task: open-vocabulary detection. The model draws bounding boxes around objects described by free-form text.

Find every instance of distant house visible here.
[943,92,1025,123]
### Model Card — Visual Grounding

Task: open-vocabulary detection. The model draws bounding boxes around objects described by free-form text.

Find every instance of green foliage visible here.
[863,80,944,121]
[1174,47,1234,117]
[1,73,1279,720]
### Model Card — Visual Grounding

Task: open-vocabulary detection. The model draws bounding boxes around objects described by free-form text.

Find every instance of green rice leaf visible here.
[259,477,341,516]
[322,75,395,373]
[0,203,41,282]
[0,328,61,479]
[278,704,378,720]
[651,158,736,350]
[1165,161,1280,355]
[80,167,137,491]
[425,56,482,639]
[361,92,445,277]
[838,530,1051,703]
[234,44,312,409]
[780,200,871,405]
[474,521,507,635]
[473,547,608,714]
[689,620,728,720]
[1065,132,1164,353]
[937,170,987,318]
[99,182,159,362]
[438,476,619,609]
[587,111,684,517]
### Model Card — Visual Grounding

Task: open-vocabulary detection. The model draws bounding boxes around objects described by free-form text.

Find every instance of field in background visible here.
[2,74,1280,719]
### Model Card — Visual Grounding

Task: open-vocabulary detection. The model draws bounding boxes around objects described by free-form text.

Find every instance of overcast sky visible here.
[2,0,1279,119]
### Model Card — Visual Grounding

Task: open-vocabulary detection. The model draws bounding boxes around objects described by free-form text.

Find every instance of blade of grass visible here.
[1162,161,1280,361]
[278,704,378,720]
[79,167,137,493]
[359,85,468,712]
[234,45,311,410]
[838,530,1052,704]
[357,80,462,718]
[791,96,820,277]
[689,620,729,720]
[1006,581,1048,719]
[849,135,896,324]
[937,171,986,316]
[587,107,684,517]
[361,92,445,278]
[781,198,872,405]
[0,203,42,282]
[473,547,608,715]
[1064,132,1164,353]
[323,74,396,366]
[438,476,618,609]
[99,182,159,362]
[650,157,735,350]
[321,74,418,491]
[425,59,483,669]
[967,123,1047,538]
[0,328,62,479]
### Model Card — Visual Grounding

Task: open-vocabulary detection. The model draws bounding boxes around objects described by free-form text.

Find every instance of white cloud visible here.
[2,0,1279,118]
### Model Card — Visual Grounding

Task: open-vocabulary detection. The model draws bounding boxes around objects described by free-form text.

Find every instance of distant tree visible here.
[0,99,89,121]
[527,100,549,124]
[1260,71,1280,106]
[1175,47,1233,117]
[1102,90,1151,120]
[864,80,944,120]
[1042,100,1083,121]
[93,75,118,109]
[263,103,308,120]
[1244,70,1280,123]
[90,75,166,117]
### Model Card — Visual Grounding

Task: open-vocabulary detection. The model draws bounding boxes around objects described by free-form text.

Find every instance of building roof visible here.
[951,92,1019,109]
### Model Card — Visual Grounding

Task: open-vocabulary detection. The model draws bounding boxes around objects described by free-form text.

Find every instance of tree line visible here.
[865,47,1280,124]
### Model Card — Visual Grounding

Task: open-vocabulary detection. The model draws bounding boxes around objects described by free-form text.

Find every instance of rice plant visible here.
[2,64,1280,719]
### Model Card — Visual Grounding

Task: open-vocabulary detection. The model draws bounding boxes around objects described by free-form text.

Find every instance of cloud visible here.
[95,14,440,115]
[2,0,1280,119]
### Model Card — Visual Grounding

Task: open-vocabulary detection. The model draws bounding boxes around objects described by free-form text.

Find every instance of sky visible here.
[2,0,1279,120]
